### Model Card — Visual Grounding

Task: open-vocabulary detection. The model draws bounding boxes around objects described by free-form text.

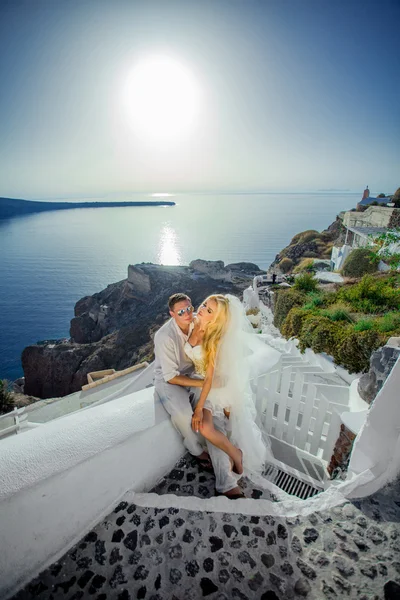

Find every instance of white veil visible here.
[210,294,281,474]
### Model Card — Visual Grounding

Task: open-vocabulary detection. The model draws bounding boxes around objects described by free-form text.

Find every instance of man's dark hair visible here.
[168,293,191,311]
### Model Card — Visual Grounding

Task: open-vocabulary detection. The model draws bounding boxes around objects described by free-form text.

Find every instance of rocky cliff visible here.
[270,216,346,273]
[21,260,262,398]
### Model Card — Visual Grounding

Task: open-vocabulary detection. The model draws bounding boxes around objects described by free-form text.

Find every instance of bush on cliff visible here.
[353,312,400,335]
[294,272,318,293]
[376,311,400,333]
[303,294,325,310]
[275,266,400,373]
[341,248,378,278]
[281,307,312,338]
[278,257,293,273]
[293,258,315,274]
[320,303,354,323]
[273,289,306,329]
[334,330,384,374]
[298,316,345,355]
[290,230,320,245]
[0,380,14,415]
[337,275,400,313]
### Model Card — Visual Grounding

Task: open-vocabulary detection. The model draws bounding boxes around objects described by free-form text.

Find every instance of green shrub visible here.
[294,272,318,293]
[293,258,315,274]
[322,291,340,306]
[341,248,378,278]
[278,257,293,273]
[375,312,400,334]
[334,330,384,373]
[273,289,306,329]
[298,316,345,355]
[298,230,319,244]
[303,292,324,310]
[281,307,312,338]
[320,303,353,323]
[337,275,400,313]
[353,319,374,332]
[290,230,319,245]
[0,380,14,415]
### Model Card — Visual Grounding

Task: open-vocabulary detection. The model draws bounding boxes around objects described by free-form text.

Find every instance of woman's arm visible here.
[168,374,203,388]
[192,362,214,432]
[196,362,214,409]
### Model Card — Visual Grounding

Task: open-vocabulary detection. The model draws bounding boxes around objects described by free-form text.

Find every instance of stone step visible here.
[149,453,280,503]
[11,477,400,600]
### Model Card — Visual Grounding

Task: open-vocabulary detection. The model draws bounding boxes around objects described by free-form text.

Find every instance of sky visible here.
[0,0,399,199]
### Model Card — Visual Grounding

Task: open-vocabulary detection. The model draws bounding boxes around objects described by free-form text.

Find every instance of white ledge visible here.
[0,388,155,502]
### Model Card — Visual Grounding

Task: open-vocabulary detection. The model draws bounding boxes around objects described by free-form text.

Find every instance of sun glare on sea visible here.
[122,56,201,142]
[158,225,182,265]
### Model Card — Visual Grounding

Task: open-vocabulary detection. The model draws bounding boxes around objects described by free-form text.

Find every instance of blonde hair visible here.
[201,294,230,371]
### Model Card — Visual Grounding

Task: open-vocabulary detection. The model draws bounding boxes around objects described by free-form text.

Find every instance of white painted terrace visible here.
[1,306,400,598]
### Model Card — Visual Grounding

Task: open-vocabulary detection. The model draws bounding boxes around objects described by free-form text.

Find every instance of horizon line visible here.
[2,189,368,203]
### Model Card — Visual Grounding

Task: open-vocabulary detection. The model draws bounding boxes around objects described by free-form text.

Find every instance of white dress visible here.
[184,309,281,476]
[184,342,229,418]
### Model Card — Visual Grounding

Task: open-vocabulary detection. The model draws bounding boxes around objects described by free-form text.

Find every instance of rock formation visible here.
[358,337,400,404]
[21,261,262,399]
[269,217,346,273]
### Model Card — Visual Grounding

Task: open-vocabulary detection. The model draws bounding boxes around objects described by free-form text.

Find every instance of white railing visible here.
[0,364,156,438]
[0,407,21,438]
[0,406,42,439]
[253,364,346,484]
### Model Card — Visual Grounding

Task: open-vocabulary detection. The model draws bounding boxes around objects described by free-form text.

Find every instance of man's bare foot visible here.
[198,451,210,461]
[195,451,214,473]
[232,449,243,475]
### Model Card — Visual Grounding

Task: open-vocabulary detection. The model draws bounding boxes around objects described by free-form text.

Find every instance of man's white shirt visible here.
[154,318,195,383]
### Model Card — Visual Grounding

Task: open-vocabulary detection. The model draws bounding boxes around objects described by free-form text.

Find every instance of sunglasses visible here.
[176,306,194,317]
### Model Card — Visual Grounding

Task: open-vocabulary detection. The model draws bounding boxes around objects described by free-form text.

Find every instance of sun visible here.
[122,56,201,142]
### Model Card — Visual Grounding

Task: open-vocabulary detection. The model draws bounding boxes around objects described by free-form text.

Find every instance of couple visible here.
[154,292,280,499]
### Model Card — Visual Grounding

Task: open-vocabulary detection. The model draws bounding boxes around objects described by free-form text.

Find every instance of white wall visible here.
[1,364,155,431]
[0,389,185,600]
[2,357,400,600]
[330,244,352,271]
[347,356,400,497]
[343,206,394,228]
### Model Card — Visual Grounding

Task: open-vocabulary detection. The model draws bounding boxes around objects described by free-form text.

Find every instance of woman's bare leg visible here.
[200,409,243,475]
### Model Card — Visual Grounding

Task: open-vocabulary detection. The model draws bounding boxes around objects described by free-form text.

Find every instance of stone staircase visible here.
[10,461,400,600]
[5,333,400,600]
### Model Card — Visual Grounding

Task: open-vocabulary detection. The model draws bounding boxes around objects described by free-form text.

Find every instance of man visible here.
[154,293,241,498]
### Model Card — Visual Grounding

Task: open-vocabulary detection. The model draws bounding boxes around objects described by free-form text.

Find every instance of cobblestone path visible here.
[150,454,280,502]
[11,458,400,600]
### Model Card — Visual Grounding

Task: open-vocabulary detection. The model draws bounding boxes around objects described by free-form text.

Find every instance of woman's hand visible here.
[192,407,203,433]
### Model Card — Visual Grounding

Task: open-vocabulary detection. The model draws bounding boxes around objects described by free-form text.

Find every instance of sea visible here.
[0,192,359,381]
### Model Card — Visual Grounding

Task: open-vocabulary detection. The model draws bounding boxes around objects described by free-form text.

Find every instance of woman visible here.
[185,294,280,487]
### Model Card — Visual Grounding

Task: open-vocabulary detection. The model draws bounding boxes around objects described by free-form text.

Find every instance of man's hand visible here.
[192,407,204,433]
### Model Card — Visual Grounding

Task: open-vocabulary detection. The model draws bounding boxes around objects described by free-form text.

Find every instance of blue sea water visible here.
[0,192,358,381]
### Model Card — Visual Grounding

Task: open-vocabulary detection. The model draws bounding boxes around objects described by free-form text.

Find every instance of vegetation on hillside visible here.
[275,225,342,273]
[0,380,14,415]
[371,229,400,272]
[341,248,378,278]
[274,273,400,373]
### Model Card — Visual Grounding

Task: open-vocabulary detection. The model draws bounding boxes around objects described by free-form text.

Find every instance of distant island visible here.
[0,196,175,219]
[317,188,351,193]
